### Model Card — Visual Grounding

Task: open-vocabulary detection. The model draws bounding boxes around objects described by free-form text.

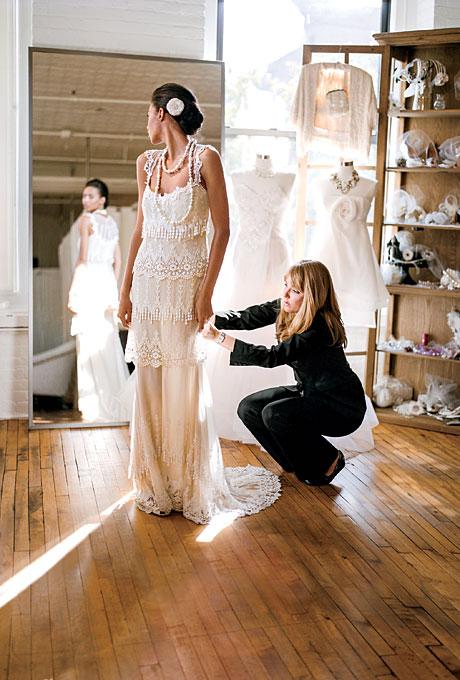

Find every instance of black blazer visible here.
[215,299,366,415]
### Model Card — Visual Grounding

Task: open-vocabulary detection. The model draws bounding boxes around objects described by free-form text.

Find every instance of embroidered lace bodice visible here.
[232,173,291,252]
[133,146,209,322]
[126,143,210,366]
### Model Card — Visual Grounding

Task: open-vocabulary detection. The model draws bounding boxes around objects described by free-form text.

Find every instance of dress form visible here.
[316,160,377,203]
[229,154,295,304]
[207,154,295,443]
[311,161,383,455]
[310,160,387,328]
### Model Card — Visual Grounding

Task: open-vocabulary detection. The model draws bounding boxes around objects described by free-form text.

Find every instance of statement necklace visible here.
[152,139,196,227]
[330,168,360,194]
[161,138,193,175]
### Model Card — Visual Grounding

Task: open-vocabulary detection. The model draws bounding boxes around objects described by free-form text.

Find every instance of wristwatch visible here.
[216,331,226,344]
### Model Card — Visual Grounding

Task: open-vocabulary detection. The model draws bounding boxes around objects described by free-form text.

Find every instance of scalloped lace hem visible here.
[133,465,281,525]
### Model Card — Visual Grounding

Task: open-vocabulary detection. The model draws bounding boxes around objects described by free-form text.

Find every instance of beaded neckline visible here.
[145,182,206,198]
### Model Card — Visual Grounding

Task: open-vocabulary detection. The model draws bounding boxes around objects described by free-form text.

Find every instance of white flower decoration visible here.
[166,97,185,116]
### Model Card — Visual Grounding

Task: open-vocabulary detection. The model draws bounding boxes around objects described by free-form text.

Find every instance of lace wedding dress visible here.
[125,143,280,524]
[68,211,130,421]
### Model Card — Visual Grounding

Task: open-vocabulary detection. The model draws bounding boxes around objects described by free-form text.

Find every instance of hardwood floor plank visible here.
[2,420,460,680]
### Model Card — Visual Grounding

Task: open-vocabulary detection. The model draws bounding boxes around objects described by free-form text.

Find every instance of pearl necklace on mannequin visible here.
[330,160,360,194]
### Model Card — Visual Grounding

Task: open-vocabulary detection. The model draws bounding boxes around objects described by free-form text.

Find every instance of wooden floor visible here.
[0,421,460,680]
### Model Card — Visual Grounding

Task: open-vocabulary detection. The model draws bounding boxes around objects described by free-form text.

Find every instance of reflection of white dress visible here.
[207,171,294,442]
[125,146,280,525]
[69,211,130,421]
[310,193,388,328]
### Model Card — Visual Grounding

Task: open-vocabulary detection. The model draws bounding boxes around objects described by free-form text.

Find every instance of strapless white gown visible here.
[309,193,388,328]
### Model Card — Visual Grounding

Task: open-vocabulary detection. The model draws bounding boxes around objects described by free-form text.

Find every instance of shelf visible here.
[383,222,460,232]
[375,408,460,435]
[387,285,460,298]
[387,167,460,173]
[389,109,460,118]
[376,349,460,365]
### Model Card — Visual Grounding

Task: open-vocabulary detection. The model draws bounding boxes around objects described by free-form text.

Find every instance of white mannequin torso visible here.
[309,164,387,328]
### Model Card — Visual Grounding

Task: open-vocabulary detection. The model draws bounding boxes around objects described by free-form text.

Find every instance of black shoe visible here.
[304,450,345,486]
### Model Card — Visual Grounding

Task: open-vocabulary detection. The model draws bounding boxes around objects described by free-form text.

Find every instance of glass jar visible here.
[326,89,349,115]
[433,93,446,110]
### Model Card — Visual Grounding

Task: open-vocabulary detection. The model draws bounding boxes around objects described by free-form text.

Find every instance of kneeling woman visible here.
[202,260,366,485]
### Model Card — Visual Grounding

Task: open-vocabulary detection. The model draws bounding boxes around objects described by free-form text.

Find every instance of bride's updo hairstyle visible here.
[152,82,204,136]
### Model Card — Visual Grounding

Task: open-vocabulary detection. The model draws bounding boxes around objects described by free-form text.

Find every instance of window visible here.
[222,1,386,380]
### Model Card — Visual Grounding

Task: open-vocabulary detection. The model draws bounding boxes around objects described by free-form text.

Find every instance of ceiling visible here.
[32,50,223,197]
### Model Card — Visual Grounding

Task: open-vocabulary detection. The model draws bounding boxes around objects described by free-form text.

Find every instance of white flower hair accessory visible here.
[166,97,185,116]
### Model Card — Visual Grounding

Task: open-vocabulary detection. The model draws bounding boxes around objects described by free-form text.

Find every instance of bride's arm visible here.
[195,147,230,331]
[67,215,91,313]
[118,153,148,327]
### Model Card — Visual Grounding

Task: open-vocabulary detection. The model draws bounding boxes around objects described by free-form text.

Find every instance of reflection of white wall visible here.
[0,0,211,418]
[33,269,63,354]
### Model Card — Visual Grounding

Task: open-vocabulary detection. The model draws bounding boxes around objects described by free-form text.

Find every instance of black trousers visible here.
[237,385,365,481]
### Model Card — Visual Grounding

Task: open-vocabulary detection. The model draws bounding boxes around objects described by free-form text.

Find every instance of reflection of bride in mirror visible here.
[68,179,130,421]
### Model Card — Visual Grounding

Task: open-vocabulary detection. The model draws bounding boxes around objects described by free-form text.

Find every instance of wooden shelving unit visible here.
[387,285,460,297]
[387,167,460,173]
[384,222,460,232]
[374,407,459,434]
[366,27,460,435]
[376,349,460,365]
[389,108,460,118]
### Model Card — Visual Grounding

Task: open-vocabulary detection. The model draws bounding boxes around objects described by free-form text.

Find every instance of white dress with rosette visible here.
[125,144,280,524]
[310,193,388,328]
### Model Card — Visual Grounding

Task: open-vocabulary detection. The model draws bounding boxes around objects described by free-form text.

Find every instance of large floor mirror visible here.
[29,47,224,428]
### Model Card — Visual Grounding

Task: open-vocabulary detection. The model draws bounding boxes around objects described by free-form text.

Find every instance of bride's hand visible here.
[202,321,219,341]
[194,291,213,331]
[118,294,132,328]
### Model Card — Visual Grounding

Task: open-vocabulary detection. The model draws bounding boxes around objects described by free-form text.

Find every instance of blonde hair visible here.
[276,260,347,347]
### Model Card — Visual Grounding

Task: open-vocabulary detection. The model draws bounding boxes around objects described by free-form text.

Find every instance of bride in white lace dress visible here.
[118,83,280,524]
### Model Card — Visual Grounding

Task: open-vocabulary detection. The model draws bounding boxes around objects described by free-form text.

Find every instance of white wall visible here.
[0,0,213,419]
[32,0,206,58]
[390,0,460,31]
[434,0,460,28]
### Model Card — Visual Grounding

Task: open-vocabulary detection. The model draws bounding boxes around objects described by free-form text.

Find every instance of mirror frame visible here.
[28,46,225,429]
